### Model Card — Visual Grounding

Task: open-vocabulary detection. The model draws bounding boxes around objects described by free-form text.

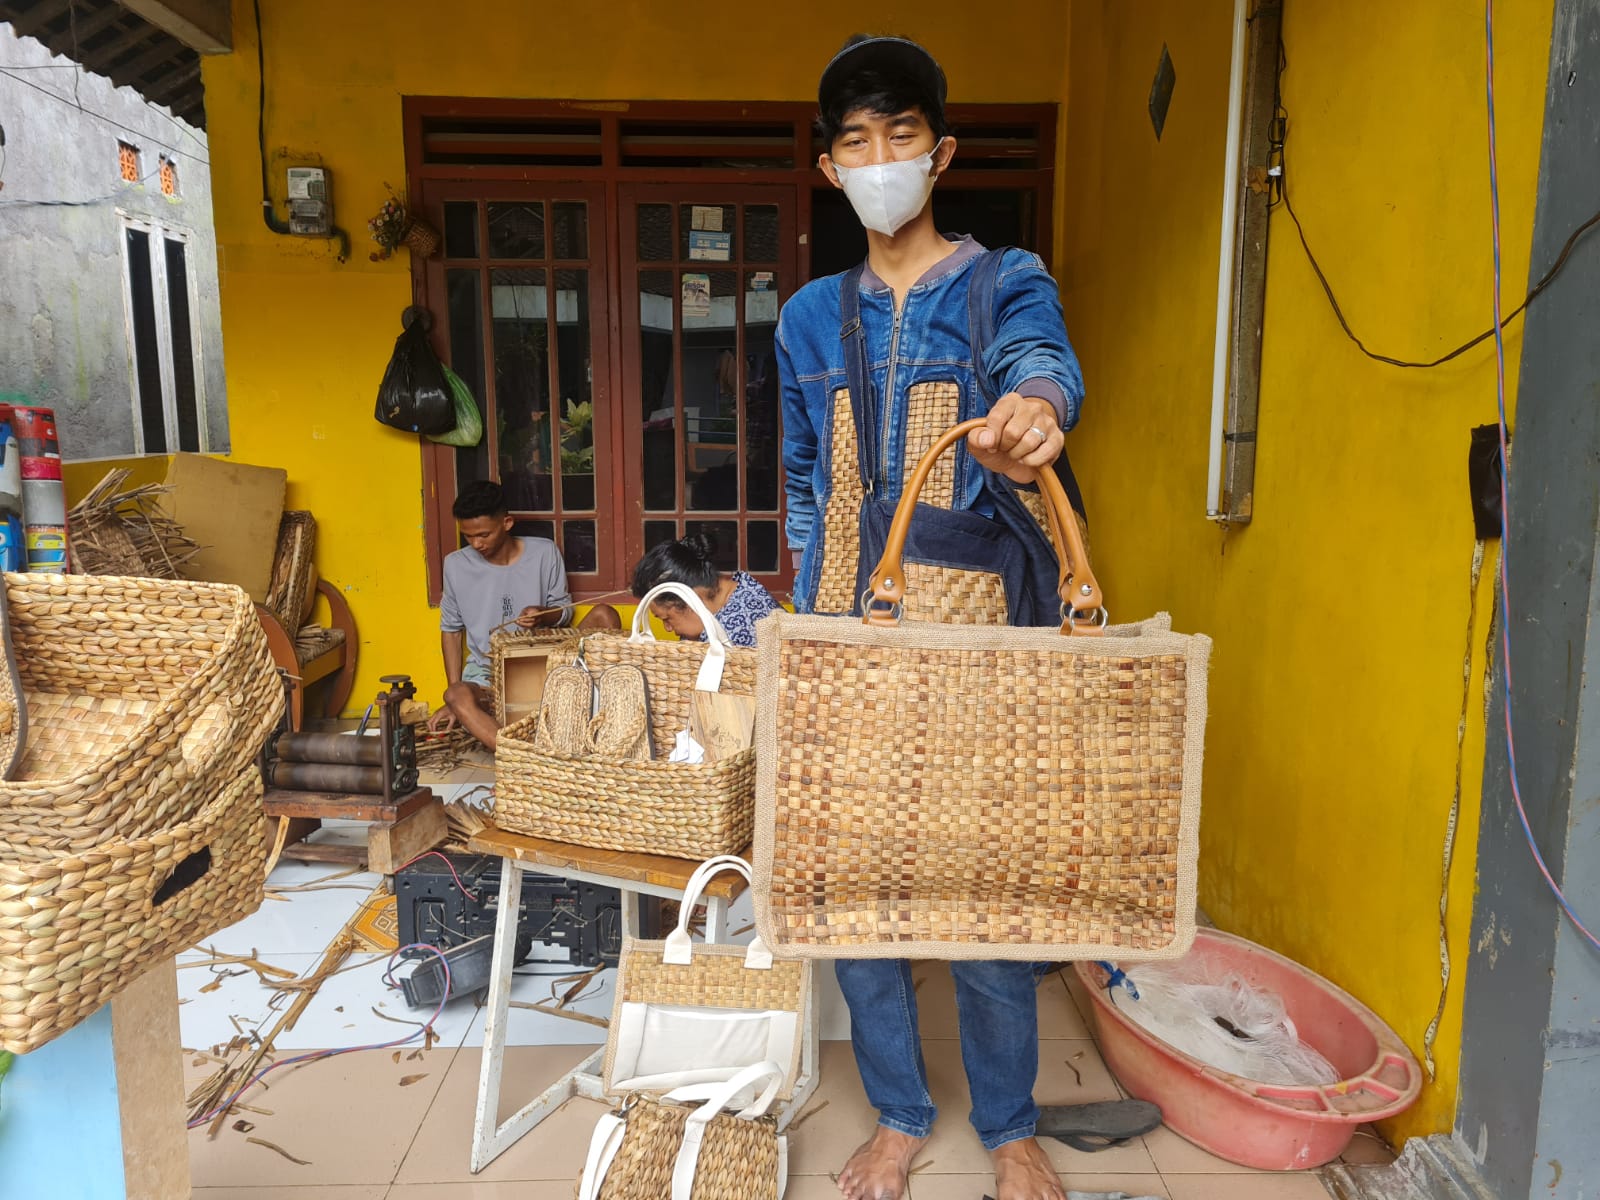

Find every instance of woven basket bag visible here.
[0,762,269,1053]
[0,572,283,854]
[494,589,757,860]
[753,420,1212,961]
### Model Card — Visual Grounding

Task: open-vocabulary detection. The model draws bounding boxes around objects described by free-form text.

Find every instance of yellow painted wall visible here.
[199,0,1069,711]
[1058,0,1552,1140]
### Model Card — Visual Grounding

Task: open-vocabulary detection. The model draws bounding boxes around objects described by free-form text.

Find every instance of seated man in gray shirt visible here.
[431,480,619,750]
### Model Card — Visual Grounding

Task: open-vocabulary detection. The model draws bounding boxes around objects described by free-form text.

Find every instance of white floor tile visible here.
[459,963,616,1048]
[197,879,376,959]
[176,953,282,1053]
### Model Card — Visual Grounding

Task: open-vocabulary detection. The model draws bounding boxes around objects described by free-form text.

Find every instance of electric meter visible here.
[286,167,332,237]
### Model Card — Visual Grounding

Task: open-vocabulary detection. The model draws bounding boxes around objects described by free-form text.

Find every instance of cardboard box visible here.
[163,454,287,603]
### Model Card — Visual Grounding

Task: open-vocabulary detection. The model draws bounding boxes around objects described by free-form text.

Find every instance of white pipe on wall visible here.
[1206,0,1250,518]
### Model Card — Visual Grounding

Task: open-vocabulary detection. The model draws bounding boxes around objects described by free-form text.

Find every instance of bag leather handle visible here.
[663,855,773,970]
[865,418,1104,634]
[668,1061,788,1200]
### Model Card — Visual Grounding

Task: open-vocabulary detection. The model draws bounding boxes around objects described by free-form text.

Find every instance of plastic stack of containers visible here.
[0,395,69,573]
[0,402,21,571]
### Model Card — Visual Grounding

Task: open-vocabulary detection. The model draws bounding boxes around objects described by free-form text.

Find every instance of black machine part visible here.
[400,935,496,1008]
[394,853,626,970]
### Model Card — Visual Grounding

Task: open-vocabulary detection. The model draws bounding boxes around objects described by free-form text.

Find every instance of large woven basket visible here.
[493,625,758,859]
[0,763,268,1053]
[1,572,283,854]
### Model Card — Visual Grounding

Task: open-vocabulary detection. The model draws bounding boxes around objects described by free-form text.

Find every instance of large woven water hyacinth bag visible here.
[753,420,1211,961]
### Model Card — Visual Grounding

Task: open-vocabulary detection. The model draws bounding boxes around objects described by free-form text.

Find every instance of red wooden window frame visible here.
[416,181,616,591]
[404,97,1055,605]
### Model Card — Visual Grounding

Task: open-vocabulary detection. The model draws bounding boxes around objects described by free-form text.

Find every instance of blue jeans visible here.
[836,959,1053,1151]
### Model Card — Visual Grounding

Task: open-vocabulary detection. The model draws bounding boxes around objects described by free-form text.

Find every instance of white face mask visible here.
[832,142,945,236]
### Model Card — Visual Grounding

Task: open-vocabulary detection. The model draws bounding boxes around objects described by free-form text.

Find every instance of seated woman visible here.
[630,535,781,648]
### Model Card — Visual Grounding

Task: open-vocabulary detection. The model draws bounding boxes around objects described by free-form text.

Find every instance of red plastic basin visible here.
[1074,929,1421,1170]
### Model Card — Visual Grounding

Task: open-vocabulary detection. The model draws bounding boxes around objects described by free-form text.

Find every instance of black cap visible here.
[817,36,948,117]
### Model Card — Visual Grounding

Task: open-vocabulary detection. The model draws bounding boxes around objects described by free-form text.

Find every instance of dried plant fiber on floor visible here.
[753,612,1210,960]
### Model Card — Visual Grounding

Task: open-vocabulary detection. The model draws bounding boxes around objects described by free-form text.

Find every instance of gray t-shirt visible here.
[440,537,572,683]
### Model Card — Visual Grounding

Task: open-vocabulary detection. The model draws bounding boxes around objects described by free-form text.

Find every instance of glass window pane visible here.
[488,201,546,259]
[684,521,739,572]
[639,268,677,511]
[490,267,553,512]
[638,204,672,261]
[563,520,597,573]
[747,521,780,574]
[164,239,199,453]
[552,201,588,259]
[125,228,165,454]
[508,518,556,542]
[554,270,594,511]
[684,270,738,512]
[680,203,736,262]
[744,205,779,263]
[644,520,678,554]
[744,271,781,512]
[444,201,479,258]
[447,269,491,488]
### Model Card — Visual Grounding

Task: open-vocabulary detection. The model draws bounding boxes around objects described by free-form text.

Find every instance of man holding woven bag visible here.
[774,34,1087,1200]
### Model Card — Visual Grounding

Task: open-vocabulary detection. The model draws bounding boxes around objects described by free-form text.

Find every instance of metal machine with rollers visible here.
[262,674,447,874]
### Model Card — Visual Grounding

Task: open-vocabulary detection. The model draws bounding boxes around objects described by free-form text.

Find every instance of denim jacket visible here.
[776,236,1085,612]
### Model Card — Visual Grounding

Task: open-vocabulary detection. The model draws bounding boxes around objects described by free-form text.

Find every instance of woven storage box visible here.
[494,603,758,859]
[753,421,1211,961]
[495,714,755,859]
[0,763,268,1053]
[1,572,283,855]
[489,626,581,725]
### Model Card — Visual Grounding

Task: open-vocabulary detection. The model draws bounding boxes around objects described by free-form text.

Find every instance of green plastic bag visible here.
[427,365,484,448]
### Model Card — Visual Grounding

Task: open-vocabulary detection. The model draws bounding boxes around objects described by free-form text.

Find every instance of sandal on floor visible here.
[589,666,653,760]
[532,664,595,757]
[1035,1099,1163,1153]
[0,576,25,780]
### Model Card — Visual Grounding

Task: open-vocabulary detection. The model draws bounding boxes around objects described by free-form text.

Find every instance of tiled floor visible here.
[182,770,1393,1199]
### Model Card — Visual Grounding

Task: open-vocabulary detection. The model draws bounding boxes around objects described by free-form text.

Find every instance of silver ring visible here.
[1029,426,1048,443]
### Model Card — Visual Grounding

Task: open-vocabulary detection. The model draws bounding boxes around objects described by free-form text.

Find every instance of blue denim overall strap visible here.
[838,262,879,494]
[966,247,1088,521]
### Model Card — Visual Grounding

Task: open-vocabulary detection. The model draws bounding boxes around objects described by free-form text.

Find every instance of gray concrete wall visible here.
[1455,1,1600,1197]
[0,22,227,458]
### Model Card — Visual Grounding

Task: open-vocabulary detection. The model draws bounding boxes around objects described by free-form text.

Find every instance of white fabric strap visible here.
[662,855,772,970]
[776,1134,789,1199]
[576,1111,628,1200]
[629,581,730,691]
[667,1061,786,1200]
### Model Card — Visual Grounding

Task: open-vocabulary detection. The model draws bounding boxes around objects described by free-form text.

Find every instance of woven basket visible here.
[403,219,441,258]
[0,763,268,1053]
[495,713,754,858]
[753,421,1211,960]
[494,610,758,858]
[592,1092,781,1200]
[1,572,283,854]
[264,510,318,634]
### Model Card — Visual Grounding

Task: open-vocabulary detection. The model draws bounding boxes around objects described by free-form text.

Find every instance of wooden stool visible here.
[264,786,446,875]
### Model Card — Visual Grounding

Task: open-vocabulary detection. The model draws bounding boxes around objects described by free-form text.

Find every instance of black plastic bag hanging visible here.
[375,307,455,436]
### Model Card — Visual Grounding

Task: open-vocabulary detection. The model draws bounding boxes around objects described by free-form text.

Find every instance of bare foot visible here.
[836,1126,926,1200]
[991,1137,1067,1200]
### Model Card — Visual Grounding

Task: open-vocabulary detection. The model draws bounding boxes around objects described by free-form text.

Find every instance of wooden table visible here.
[464,826,751,1173]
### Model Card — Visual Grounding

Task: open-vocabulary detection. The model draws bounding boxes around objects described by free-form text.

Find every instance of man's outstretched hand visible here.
[967,393,1062,483]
